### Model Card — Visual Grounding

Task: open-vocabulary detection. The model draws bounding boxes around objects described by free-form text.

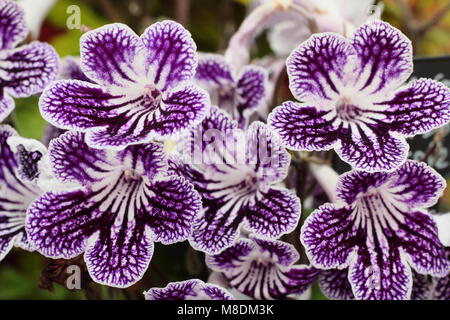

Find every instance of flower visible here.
[144,279,235,300]
[195,53,267,128]
[250,0,383,56]
[26,131,202,288]
[0,126,47,261]
[206,234,319,300]
[40,21,210,149]
[0,0,58,122]
[269,20,450,172]
[301,160,449,300]
[169,106,300,254]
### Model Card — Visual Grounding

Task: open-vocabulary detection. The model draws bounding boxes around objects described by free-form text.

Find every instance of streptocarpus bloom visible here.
[206,235,319,300]
[26,131,202,288]
[0,0,58,122]
[169,107,300,254]
[40,21,209,149]
[144,279,235,300]
[269,20,450,172]
[195,54,267,128]
[301,160,449,300]
[0,126,44,260]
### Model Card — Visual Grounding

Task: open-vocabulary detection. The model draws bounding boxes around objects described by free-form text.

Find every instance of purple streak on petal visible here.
[26,190,95,259]
[434,272,450,300]
[142,20,197,92]
[235,66,267,126]
[268,102,339,151]
[383,79,450,136]
[195,54,233,86]
[411,272,433,300]
[206,239,255,270]
[301,204,358,269]
[319,269,354,300]
[80,23,142,86]
[143,176,201,244]
[336,170,391,204]
[349,245,412,300]
[0,0,27,50]
[201,284,235,300]
[245,187,300,239]
[352,20,413,96]
[15,144,43,181]
[0,42,59,97]
[336,131,409,172]
[387,160,446,208]
[245,121,290,185]
[398,210,448,277]
[39,80,125,130]
[287,33,354,103]
[49,131,111,185]
[85,223,154,288]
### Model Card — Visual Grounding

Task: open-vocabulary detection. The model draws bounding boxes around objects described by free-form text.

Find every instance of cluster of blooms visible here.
[0,0,450,300]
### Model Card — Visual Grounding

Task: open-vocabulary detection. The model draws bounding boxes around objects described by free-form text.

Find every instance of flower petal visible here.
[0,94,14,122]
[319,269,354,300]
[398,210,448,277]
[301,204,358,269]
[206,238,255,270]
[268,102,339,151]
[59,56,91,82]
[351,21,412,97]
[49,131,111,185]
[349,245,412,300]
[336,130,409,172]
[86,84,210,148]
[141,20,197,92]
[287,33,354,104]
[245,187,300,239]
[80,23,143,87]
[195,53,234,87]
[0,0,27,50]
[39,80,125,131]
[84,223,154,288]
[387,160,446,208]
[235,66,267,126]
[383,79,450,136]
[245,121,290,184]
[144,279,234,300]
[26,190,95,259]
[0,41,59,97]
[251,234,299,266]
[143,176,201,244]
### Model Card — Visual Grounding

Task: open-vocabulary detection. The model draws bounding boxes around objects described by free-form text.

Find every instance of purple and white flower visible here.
[195,54,267,128]
[144,279,235,300]
[169,106,300,254]
[206,234,319,300]
[40,21,210,149]
[0,125,47,261]
[301,160,449,299]
[269,21,450,172]
[26,131,202,288]
[0,0,58,122]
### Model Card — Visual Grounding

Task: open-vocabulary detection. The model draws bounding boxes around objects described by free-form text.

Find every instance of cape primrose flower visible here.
[269,20,450,172]
[169,107,300,254]
[26,131,202,288]
[195,53,267,128]
[0,125,51,260]
[144,279,235,300]
[0,0,58,122]
[206,234,319,300]
[301,160,449,300]
[40,21,209,149]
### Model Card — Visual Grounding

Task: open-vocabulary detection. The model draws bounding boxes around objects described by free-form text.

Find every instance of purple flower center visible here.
[335,96,363,122]
[142,84,162,111]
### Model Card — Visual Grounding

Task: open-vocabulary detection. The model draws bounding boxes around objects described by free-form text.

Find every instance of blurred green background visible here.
[4,0,450,299]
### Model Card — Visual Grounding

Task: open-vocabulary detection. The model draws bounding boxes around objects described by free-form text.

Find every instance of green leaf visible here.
[12,96,47,140]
